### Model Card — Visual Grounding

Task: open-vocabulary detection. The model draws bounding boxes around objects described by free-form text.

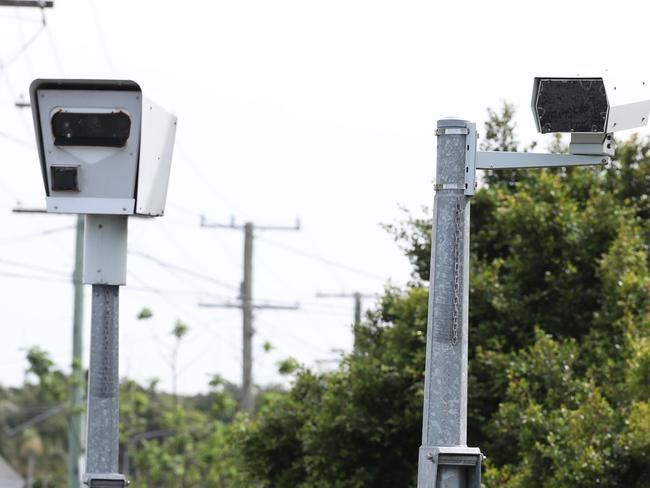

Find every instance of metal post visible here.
[82,214,128,487]
[85,284,120,474]
[242,222,254,415]
[418,119,474,488]
[68,215,84,488]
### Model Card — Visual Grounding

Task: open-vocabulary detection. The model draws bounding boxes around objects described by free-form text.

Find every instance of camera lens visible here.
[51,111,131,147]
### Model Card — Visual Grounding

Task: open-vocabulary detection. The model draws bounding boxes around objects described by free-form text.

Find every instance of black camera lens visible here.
[51,110,131,147]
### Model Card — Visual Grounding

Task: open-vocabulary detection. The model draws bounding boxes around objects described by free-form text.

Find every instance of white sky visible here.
[1,0,649,395]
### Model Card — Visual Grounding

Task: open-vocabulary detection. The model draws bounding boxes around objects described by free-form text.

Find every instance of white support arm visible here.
[476,151,609,170]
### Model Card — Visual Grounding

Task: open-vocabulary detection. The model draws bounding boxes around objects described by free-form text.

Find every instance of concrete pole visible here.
[353,292,362,327]
[68,215,84,488]
[85,284,120,473]
[241,222,254,415]
[417,119,471,488]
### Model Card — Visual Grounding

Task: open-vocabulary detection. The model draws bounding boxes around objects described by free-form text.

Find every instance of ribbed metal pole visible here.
[85,284,120,474]
[417,118,471,488]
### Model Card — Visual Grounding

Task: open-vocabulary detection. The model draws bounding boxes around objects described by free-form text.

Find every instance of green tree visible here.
[236,103,650,487]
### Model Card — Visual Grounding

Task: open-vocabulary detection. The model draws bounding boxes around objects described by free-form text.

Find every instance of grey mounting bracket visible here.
[464,123,478,196]
[418,446,483,487]
[83,215,128,286]
[83,473,128,488]
[569,132,615,157]
[435,123,610,197]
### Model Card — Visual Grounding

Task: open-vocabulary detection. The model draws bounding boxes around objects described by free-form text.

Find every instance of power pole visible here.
[69,215,84,488]
[12,208,84,488]
[200,216,300,415]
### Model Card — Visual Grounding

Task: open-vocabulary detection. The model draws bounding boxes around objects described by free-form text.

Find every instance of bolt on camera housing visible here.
[531,76,650,156]
[30,79,177,216]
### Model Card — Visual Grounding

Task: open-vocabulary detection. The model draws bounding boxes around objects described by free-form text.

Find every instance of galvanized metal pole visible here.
[241,222,254,415]
[418,119,472,488]
[68,215,84,488]
[85,284,120,474]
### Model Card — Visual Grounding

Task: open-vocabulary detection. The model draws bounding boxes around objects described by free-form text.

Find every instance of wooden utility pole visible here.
[200,217,300,415]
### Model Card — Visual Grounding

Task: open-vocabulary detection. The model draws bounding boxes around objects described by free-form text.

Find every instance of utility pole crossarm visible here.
[0,1,53,6]
[198,301,299,310]
[200,215,300,232]
[12,207,47,213]
[198,301,242,309]
[253,302,299,310]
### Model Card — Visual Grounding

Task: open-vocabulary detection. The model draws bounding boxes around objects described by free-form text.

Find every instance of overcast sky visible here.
[1,0,649,395]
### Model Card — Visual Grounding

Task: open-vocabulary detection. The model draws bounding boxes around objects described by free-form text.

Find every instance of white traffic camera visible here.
[30,79,177,216]
[531,76,650,156]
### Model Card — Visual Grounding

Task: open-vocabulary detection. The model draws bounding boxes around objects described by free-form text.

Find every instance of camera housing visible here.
[531,76,650,134]
[30,79,177,216]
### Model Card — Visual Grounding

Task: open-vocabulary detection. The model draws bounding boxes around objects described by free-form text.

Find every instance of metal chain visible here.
[451,199,463,346]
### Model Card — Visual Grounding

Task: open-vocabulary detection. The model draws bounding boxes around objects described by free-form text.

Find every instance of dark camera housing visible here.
[534,78,609,133]
[51,110,131,147]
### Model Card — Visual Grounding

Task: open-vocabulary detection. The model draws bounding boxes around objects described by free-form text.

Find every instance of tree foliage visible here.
[237,104,650,487]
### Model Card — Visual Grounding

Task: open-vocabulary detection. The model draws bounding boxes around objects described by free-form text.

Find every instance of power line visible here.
[0,224,75,246]
[0,21,44,70]
[87,0,115,74]
[0,257,70,277]
[0,270,67,282]
[42,7,63,75]
[0,129,34,148]
[257,235,387,281]
[128,271,241,356]
[5,402,66,438]
[129,249,239,292]
[14,6,36,77]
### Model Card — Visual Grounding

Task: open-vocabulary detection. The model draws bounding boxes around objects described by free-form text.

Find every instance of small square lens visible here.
[51,166,79,191]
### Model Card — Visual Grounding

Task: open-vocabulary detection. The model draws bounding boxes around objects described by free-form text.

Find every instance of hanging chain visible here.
[450,199,464,346]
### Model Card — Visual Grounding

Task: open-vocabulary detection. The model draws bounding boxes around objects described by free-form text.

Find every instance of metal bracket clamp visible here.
[83,474,128,488]
[435,127,469,136]
[569,132,615,157]
[434,183,466,191]
[419,446,483,488]
[434,123,478,196]
[464,123,478,196]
